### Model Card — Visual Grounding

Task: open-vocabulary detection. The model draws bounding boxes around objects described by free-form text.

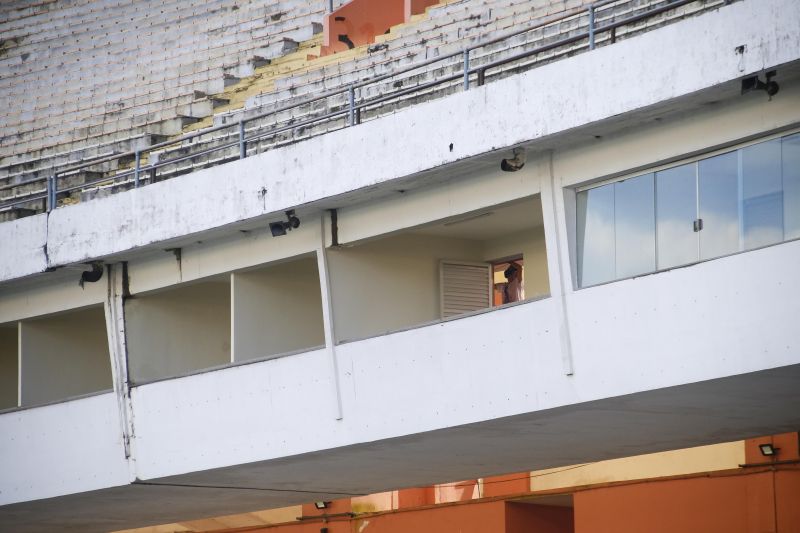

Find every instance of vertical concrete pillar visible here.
[317,213,343,420]
[104,263,135,460]
[539,151,575,375]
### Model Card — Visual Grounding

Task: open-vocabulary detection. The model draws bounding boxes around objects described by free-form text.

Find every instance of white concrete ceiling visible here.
[410,196,544,240]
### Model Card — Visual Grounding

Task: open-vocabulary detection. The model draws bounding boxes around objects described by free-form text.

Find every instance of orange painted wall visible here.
[404,0,439,21]
[483,473,531,498]
[745,432,800,464]
[776,470,800,531]
[574,469,800,533]
[322,0,405,56]
[351,500,506,533]
[397,487,435,508]
[505,503,574,533]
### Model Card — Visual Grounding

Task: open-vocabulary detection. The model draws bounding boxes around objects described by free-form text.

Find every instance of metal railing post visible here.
[463,49,470,90]
[347,85,355,126]
[47,175,56,212]
[134,149,141,188]
[588,4,596,50]
[238,120,247,158]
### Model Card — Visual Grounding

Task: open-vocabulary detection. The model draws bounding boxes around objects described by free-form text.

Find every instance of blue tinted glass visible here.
[784,133,800,240]
[742,138,783,249]
[656,164,698,269]
[614,173,655,278]
[699,152,739,260]
[577,185,615,287]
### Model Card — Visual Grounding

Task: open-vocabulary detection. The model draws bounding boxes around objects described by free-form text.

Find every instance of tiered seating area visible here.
[0,0,728,220]
[0,0,332,217]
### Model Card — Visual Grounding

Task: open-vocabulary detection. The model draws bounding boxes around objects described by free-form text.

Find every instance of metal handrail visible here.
[1,0,713,213]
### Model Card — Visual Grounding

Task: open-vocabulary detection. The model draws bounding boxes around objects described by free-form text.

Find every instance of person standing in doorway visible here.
[503,262,524,303]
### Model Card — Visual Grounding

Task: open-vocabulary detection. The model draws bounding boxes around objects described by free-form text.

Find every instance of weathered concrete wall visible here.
[125,278,232,383]
[232,256,325,361]
[1,0,797,285]
[19,306,111,406]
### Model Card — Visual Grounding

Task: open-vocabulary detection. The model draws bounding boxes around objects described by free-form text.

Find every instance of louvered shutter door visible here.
[440,261,492,319]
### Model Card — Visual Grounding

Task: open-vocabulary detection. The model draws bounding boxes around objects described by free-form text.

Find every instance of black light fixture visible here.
[313,501,330,510]
[741,70,779,98]
[78,262,104,288]
[759,443,779,457]
[269,209,301,237]
[500,147,526,172]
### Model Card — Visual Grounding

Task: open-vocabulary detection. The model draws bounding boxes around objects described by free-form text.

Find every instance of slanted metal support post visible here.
[134,149,141,188]
[588,4,596,50]
[47,175,56,212]
[238,120,247,159]
[347,85,356,126]
[463,49,470,90]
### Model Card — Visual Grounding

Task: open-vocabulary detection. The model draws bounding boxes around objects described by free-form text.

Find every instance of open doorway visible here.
[329,195,549,342]
[492,256,524,306]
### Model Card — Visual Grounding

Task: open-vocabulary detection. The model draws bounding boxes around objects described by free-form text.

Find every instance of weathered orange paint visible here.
[397,487,435,508]
[483,473,531,498]
[353,500,507,532]
[437,479,480,502]
[404,0,439,21]
[574,470,800,533]
[322,0,405,56]
[776,469,800,531]
[745,432,800,464]
[505,502,574,533]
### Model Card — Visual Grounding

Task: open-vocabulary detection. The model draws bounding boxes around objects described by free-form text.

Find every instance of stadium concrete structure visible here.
[1,0,800,531]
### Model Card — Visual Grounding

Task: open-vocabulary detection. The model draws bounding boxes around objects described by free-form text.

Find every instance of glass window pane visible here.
[656,164,698,269]
[784,133,800,240]
[699,152,739,260]
[742,138,783,249]
[577,185,615,287]
[614,173,655,279]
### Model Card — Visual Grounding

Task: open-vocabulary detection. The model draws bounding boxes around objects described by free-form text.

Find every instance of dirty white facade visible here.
[1,0,800,531]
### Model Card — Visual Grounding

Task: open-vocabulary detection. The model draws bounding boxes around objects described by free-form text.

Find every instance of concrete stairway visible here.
[1,0,728,218]
[0,0,329,215]
[119,0,718,187]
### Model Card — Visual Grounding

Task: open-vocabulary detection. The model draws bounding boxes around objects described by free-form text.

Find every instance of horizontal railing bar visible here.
[354,73,464,111]
[46,4,592,182]
[151,140,242,170]
[595,0,697,32]
[244,109,351,144]
[57,167,142,193]
[0,194,47,209]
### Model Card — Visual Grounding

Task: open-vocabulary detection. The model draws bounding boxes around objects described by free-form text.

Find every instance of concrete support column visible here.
[317,213,344,420]
[104,263,136,462]
[539,151,575,376]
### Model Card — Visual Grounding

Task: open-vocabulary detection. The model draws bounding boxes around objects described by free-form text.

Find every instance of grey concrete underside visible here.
[2,363,799,532]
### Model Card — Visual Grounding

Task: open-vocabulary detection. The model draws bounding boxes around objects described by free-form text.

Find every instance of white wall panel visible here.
[232,256,325,361]
[0,392,129,505]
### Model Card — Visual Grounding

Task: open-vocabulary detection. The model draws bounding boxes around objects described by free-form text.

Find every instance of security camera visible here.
[269,210,301,237]
[741,70,779,98]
